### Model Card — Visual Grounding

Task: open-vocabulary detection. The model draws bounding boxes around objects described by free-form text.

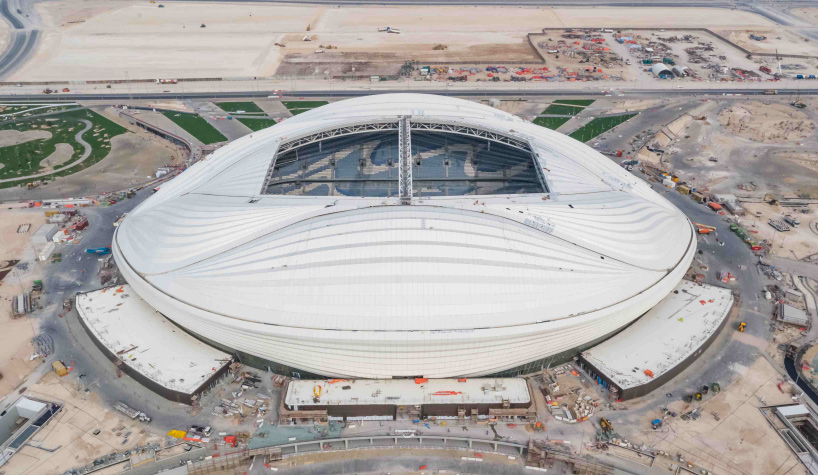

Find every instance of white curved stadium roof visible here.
[115,94,695,378]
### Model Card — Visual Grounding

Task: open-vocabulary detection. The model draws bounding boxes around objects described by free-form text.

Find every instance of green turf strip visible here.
[541,104,586,116]
[532,116,571,130]
[161,111,227,145]
[215,101,265,114]
[238,118,279,132]
[551,99,595,107]
[282,101,329,111]
[568,113,637,143]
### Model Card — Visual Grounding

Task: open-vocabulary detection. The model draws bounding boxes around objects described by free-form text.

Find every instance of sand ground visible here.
[714,27,818,58]
[1,373,163,475]
[0,130,51,147]
[791,8,818,27]
[630,356,806,475]
[2,1,778,81]
[718,101,815,143]
[0,209,49,398]
[40,143,75,171]
[636,98,818,259]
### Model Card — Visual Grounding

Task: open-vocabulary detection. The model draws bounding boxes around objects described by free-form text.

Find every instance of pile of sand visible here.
[0,129,51,147]
[718,102,815,143]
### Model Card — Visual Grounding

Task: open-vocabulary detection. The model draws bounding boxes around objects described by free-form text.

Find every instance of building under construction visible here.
[579,281,733,401]
[76,286,233,404]
[279,378,535,425]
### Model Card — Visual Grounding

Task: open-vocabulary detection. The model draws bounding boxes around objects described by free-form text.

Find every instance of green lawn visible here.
[568,113,637,143]
[215,101,265,114]
[533,116,571,130]
[282,101,329,116]
[552,99,595,107]
[238,118,279,132]
[0,108,128,188]
[541,104,586,116]
[161,111,227,144]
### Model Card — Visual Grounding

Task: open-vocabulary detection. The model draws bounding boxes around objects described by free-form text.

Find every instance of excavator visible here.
[738,322,747,332]
[791,90,806,109]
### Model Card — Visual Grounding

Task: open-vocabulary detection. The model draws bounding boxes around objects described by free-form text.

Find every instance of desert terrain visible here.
[4,1,778,81]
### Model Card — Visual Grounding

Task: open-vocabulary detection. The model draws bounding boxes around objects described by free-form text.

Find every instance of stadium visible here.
[113,93,696,379]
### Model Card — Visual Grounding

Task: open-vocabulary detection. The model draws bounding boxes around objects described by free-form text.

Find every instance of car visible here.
[676,85,684,89]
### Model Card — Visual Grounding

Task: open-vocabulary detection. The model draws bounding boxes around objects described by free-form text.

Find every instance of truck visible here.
[759,66,772,74]
[52,360,68,376]
[114,401,151,422]
[85,247,112,255]
[155,79,178,84]
[783,215,801,228]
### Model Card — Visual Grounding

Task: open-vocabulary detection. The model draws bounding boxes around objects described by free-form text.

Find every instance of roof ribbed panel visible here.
[113,94,696,377]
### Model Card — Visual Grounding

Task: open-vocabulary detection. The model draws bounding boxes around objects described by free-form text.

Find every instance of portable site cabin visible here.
[30,224,57,246]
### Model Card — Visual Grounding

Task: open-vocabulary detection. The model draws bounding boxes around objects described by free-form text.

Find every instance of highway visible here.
[0,88,816,102]
[0,0,40,80]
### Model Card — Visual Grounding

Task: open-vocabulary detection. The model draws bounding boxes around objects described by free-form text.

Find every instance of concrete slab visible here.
[76,285,230,397]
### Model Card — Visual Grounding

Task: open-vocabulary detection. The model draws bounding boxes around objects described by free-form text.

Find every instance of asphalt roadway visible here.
[0,88,816,102]
[0,0,40,80]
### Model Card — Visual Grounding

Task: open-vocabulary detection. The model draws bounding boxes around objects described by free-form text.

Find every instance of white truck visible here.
[783,215,801,228]
[114,401,151,423]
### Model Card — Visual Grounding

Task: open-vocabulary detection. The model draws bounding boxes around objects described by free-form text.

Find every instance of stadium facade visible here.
[114,94,696,379]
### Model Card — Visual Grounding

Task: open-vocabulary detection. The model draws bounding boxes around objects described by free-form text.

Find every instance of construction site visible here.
[0,92,815,475]
[0,0,817,474]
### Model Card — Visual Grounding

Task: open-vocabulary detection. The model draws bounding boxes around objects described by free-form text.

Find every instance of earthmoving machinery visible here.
[791,90,806,109]
[599,417,613,433]
[738,322,747,332]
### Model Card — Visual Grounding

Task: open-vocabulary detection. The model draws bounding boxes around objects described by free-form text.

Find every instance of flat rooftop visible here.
[76,286,230,395]
[285,378,530,407]
[581,280,733,390]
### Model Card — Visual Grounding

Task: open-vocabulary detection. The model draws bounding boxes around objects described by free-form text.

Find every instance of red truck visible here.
[759,65,772,74]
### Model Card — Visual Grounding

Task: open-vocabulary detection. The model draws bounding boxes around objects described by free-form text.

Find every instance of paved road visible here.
[769,256,818,282]
[0,88,815,102]
[0,0,40,80]
[0,119,92,184]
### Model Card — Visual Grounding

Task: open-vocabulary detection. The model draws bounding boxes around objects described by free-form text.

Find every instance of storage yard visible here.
[0,1,787,84]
